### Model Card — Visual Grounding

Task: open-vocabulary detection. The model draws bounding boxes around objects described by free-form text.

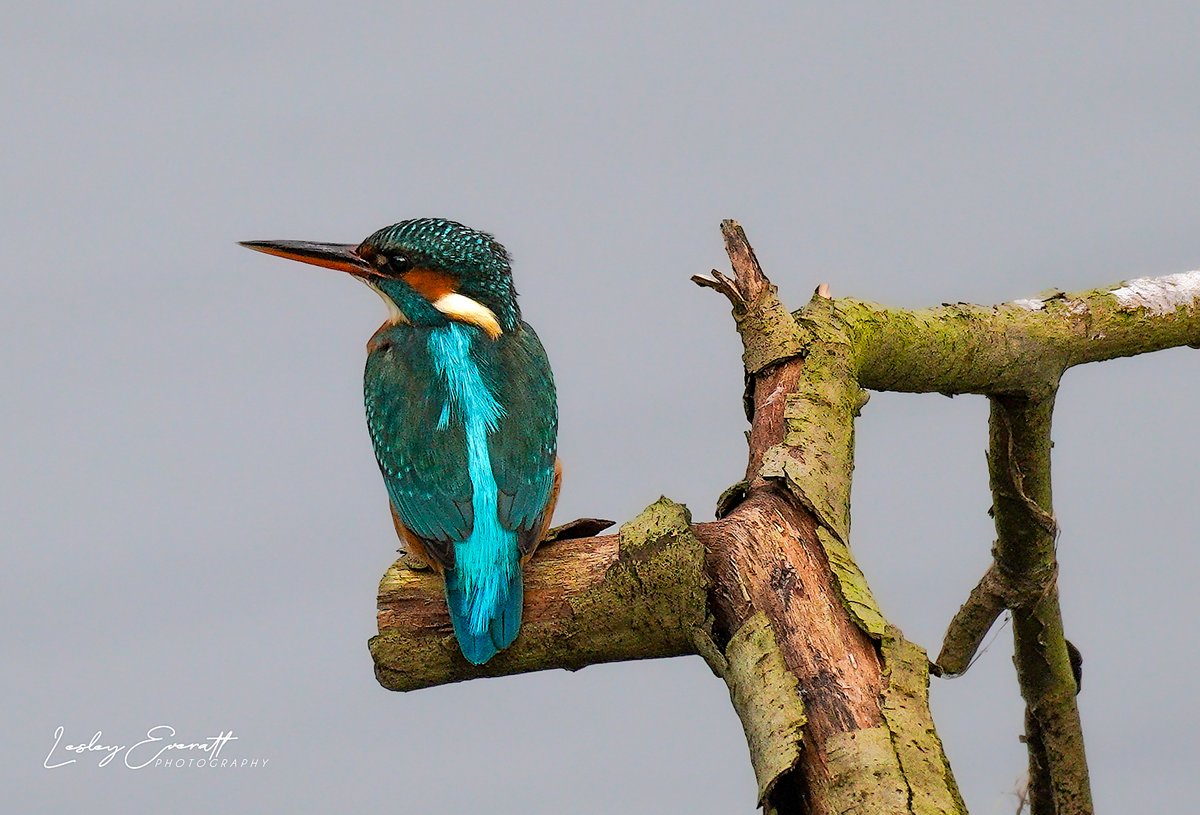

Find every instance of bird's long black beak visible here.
[239,240,376,276]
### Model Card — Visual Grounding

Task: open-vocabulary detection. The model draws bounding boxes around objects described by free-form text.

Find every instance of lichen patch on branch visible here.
[723,612,807,805]
[880,634,967,814]
[1110,270,1200,316]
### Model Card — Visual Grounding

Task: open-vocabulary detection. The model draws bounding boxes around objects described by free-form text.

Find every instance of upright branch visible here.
[371,222,1200,815]
[991,394,1089,814]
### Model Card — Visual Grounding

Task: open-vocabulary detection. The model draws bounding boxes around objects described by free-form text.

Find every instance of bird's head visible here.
[241,218,518,338]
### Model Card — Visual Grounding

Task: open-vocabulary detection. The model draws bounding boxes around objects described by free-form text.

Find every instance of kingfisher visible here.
[241,218,560,665]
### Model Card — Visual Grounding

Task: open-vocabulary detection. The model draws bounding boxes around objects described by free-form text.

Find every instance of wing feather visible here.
[365,332,473,569]
[487,323,558,555]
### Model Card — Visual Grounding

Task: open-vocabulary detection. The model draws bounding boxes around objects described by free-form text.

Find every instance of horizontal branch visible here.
[825,271,1200,395]
[370,499,709,691]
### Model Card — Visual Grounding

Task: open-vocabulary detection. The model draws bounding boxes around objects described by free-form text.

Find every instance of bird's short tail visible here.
[444,559,523,665]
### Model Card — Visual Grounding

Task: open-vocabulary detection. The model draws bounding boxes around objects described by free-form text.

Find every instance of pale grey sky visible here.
[3,3,1197,812]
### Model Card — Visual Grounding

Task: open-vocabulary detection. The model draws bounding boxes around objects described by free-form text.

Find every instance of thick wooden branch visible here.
[828,271,1200,395]
[371,500,709,691]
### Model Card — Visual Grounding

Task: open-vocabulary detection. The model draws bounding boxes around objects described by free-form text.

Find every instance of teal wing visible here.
[487,322,558,556]
[364,331,471,569]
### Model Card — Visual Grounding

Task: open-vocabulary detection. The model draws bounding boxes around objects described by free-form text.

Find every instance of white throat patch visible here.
[366,281,408,325]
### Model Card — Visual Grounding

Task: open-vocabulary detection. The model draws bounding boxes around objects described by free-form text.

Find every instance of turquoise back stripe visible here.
[428,324,517,634]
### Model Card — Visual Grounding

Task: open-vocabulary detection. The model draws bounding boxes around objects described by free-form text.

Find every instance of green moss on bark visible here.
[817,727,909,812]
[721,612,807,805]
[568,497,712,658]
[817,527,889,639]
[880,633,967,814]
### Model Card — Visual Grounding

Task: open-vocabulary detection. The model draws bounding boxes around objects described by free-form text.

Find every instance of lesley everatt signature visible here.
[44,726,268,769]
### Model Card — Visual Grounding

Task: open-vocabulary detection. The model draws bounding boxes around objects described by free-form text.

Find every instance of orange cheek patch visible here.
[402,268,458,301]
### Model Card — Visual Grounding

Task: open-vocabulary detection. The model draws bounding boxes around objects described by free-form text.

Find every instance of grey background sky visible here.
[3,3,1197,812]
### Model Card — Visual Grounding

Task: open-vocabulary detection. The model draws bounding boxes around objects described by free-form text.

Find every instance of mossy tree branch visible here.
[371,221,1199,814]
[837,273,1200,395]
[987,394,1089,815]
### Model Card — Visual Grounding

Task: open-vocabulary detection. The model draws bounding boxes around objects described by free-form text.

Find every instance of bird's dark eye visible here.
[374,253,410,273]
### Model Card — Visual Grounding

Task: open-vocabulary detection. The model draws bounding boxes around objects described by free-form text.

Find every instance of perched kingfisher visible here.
[241,219,560,664]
